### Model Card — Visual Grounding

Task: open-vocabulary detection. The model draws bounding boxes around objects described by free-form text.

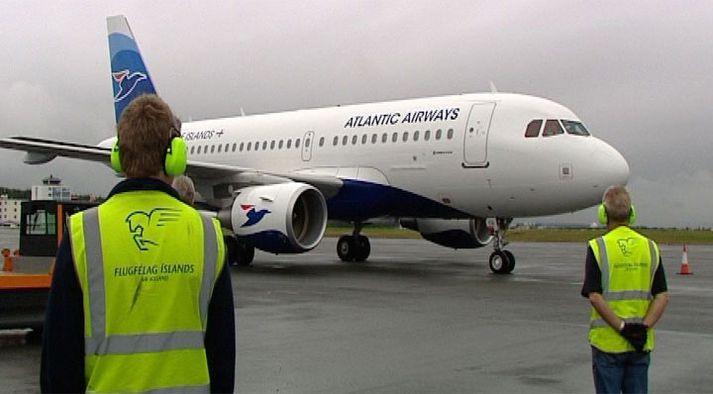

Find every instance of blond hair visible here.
[117,95,177,178]
[603,185,632,224]
[172,175,195,205]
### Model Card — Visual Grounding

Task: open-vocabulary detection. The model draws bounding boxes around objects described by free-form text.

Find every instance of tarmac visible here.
[1,237,712,393]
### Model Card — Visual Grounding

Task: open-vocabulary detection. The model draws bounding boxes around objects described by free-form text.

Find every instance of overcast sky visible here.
[1,1,711,228]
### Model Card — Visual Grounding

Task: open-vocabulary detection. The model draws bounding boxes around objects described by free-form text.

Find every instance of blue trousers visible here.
[592,346,650,394]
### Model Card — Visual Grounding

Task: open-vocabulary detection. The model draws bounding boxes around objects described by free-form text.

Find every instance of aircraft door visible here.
[463,102,495,167]
[301,131,314,161]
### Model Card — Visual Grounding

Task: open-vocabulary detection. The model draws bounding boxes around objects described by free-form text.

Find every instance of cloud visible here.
[0,1,712,227]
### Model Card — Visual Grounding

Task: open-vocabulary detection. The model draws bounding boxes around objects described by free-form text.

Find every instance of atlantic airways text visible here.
[344,108,460,128]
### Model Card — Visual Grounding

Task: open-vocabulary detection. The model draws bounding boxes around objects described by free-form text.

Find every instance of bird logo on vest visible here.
[616,237,636,257]
[125,208,181,251]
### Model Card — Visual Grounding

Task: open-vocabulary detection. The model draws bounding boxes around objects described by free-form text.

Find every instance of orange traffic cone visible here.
[678,244,692,275]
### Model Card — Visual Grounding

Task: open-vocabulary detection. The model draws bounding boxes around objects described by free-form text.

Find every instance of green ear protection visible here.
[110,136,187,176]
[598,204,636,225]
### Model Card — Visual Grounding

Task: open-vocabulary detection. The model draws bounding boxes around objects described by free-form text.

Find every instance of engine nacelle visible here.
[400,218,493,249]
[218,183,327,254]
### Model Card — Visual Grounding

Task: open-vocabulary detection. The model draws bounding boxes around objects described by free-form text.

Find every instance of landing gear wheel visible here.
[503,250,515,273]
[225,235,255,266]
[337,235,356,262]
[235,242,255,266]
[354,235,371,262]
[489,250,513,274]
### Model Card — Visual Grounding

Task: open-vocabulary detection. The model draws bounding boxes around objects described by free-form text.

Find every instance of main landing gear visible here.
[337,222,371,262]
[225,235,255,267]
[488,218,515,274]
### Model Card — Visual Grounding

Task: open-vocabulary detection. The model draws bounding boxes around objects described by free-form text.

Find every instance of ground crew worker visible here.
[581,185,668,394]
[40,95,235,393]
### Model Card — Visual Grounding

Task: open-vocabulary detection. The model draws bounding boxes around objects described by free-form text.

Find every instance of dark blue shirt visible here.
[40,178,235,393]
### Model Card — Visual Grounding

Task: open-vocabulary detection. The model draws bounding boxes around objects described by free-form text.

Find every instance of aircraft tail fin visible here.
[107,15,157,123]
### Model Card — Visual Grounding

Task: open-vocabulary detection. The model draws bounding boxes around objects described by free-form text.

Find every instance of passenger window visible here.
[190,146,195,154]
[217,144,222,153]
[239,142,244,152]
[296,139,301,148]
[542,119,564,137]
[197,146,202,154]
[333,136,339,146]
[382,133,388,143]
[287,139,292,149]
[278,140,284,149]
[319,137,324,147]
[262,141,267,150]
[371,134,377,144]
[402,131,409,142]
[352,135,357,145]
[424,130,431,141]
[255,141,260,151]
[270,140,275,150]
[225,143,230,152]
[246,142,252,151]
[392,132,398,142]
[210,145,216,153]
[232,143,237,152]
[413,130,420,141]
[361,134,367,144]
[436,129,442,140]
[525,119,543,138]
[447,128,454,139]
[342,135,348,145]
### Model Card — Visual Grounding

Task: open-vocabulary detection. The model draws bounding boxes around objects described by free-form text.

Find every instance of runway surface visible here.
[1,235,711,393]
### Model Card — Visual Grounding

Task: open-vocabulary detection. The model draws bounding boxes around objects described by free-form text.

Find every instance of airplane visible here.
[0,15,630,274]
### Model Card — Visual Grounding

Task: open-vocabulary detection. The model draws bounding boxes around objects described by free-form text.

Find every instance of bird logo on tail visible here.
[112,69,148,102]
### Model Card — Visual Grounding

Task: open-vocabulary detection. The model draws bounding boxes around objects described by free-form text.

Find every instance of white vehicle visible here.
[0,16,629,273]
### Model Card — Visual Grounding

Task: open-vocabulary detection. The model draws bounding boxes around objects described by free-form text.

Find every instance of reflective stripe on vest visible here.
[81,207,218,356]
[141,385,210,394]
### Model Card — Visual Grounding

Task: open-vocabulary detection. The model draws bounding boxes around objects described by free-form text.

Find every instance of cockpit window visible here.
[542,119,564,137]
[561,120,590,136]
[525,120,542,138]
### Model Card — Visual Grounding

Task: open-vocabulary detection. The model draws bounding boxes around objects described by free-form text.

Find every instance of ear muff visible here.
[597,204,607,225]
[628,205,637,226]
[110,140,122,173]
[598,204,637,225]
[164,137,187,176]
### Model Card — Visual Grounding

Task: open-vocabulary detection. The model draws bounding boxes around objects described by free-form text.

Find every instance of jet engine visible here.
[400,218,493,249]
[218,182,328,254]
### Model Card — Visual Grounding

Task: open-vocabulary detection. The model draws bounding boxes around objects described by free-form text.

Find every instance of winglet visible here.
[489,81,498,93]
[107,15,157,123]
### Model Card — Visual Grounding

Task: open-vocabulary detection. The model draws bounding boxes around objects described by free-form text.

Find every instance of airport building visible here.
[0,195,22,226]
[31,175,72,201]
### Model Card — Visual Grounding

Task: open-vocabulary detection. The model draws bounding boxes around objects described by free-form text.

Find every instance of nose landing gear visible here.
[488,218,515,274]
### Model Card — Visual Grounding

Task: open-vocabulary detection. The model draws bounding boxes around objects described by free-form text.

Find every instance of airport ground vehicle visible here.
[0,200,95,331]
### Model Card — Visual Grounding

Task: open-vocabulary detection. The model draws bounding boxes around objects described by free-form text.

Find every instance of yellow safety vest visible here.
[69,190,225,393]
[588,226,659,353]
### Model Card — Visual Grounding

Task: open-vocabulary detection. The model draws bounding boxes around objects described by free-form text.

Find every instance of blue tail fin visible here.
[107,15,158,123]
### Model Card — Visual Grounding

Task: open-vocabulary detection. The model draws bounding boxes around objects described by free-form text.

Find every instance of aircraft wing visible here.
[0,136,343,198]
[0,136,111,163]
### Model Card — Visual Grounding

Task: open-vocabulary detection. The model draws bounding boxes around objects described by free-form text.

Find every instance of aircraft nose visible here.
[594,140,630,186]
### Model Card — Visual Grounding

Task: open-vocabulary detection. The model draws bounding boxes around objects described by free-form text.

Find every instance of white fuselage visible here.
[110,93,629,221]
